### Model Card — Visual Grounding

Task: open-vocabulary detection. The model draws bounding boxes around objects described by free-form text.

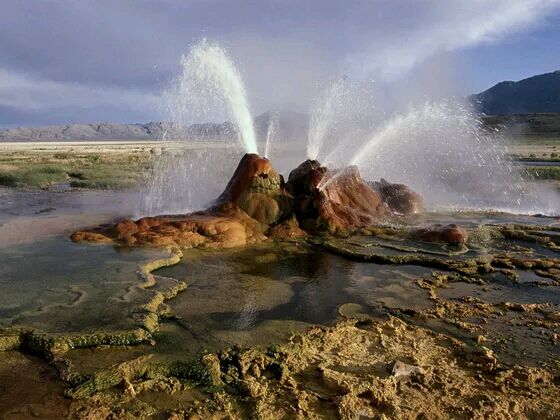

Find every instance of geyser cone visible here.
[287,160,389,234]
[216,153,289,225]
[286,159,324,196]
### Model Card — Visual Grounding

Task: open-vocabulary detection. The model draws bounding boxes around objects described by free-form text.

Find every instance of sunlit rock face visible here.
[71,205,269,249]
[412,223,468,244]
[370,178,423,216]
[286,160,389,234]
[71,154,290,249]
[216,153,290,225]
[71,154,434,248]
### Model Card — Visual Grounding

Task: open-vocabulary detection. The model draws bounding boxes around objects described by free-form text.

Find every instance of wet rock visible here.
[114,219,139,239]
[287,161,390,234]
[370,178,423,215]
[267,216,307,240]
[70,154,422,246]
[216,153,291,225]
[69,231,113,243]
[286,159,323,196]
[413,223,468,244]
[136,217,165,232]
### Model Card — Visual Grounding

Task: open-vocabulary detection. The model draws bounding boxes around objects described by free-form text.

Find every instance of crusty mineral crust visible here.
[5,220,560,418]
[64,317,560,419]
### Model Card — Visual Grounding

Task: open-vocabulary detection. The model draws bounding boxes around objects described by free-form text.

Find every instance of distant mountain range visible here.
[469,70,560,115]
[2,70,560,141]
[0,110,309,142]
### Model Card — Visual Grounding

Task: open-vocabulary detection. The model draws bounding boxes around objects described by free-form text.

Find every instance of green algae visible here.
[316,237,493,275]
[0,244,186,360]
[1,220,559,417]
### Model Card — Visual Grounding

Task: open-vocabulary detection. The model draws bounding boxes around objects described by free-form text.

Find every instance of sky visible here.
[1,0,559,127]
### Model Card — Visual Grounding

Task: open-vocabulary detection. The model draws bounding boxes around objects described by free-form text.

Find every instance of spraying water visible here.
[141,39,558,217]
[140,40,258,215]
[263,116,277,159]
[343,101,559,214]
[166,39,257,154]
[307,78,378,164]
[307,79,345,160]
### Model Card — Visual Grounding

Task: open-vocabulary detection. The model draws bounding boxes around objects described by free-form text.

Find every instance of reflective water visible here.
[0,189,558,370]
[0,236,167,333]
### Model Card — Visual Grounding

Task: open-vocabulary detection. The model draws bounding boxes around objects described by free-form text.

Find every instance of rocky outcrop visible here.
[370,178,423,215]
[71,154,434,247]
[215,153,291,225]
[413,224,469,244]
[286,160,389,234]
[71,204,268,249]
[266,216,307,240]
[71,154,290,249]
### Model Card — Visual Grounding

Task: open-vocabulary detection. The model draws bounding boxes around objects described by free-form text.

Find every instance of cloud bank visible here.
[0,0,558,126]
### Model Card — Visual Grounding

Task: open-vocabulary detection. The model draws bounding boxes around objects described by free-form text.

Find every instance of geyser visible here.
[140,40,259,215]
[308,95,559,215]
[170,39,258,154]
[307,78,377,163]
[74,154,429,247]
[142,41,558,220]
[348,102,558,214]
[263,117,277,159]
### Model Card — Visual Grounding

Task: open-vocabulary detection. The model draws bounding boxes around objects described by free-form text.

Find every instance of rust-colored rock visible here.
[413,223,468,244]
[114,220,139,239]
[71,154,285,249]
[136,217,165,232]
[287,161,389,234]
[286,159,323,196]
[267,216,307,240]
[70,231,113,244]
[370,178,423,215]
[71,154,424,248]
[216,153,290,225]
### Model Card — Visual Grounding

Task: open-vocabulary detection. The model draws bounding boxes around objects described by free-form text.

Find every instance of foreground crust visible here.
[68,317,560,419]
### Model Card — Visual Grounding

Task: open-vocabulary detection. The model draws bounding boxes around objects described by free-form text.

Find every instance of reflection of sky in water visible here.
[0,235,166,332]
[162,245,437,333]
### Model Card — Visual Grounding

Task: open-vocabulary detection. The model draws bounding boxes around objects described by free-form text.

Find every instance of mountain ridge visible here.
[3,69,560,142]
[0,111,309,142]
[469,70,560,115]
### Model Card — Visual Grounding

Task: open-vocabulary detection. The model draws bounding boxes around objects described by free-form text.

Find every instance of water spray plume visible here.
[140,39,258,215]
[307,77,378,164]
[264,116,277,159]
[169,39,257,154]
[348,101,559,214]
[307,79,346,160]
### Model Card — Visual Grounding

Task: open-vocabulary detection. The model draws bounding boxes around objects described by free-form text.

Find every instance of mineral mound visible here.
[370,178,424,215]
[285,160,390,234]
[71,153,433,247]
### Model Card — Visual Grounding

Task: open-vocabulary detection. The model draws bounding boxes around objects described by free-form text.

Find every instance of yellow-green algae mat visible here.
[0,223,559,418]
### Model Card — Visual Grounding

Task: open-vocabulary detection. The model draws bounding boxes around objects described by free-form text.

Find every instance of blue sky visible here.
[0,0,559,127]
[460,8,560,91]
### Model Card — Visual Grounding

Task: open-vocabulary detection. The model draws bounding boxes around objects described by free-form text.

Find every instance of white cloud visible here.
[0,68,159,112]
[1,0,559,125]
[346,0,560,79]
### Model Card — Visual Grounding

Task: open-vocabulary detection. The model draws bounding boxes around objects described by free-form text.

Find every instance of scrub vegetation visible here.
[0,144,153,189]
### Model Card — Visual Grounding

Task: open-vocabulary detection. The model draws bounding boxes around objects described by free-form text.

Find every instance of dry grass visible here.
[0,144,154,189]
